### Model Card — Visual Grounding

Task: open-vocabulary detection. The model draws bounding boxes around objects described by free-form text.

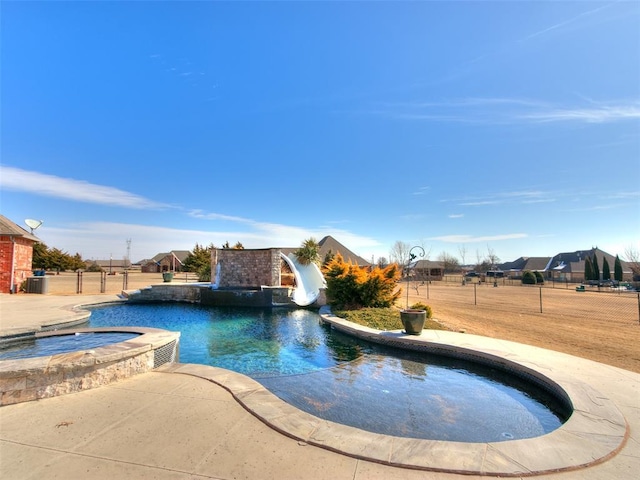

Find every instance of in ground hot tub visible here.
[0,327,180,405]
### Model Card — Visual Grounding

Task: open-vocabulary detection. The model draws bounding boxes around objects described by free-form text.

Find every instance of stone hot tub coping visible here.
[0,327,180,406]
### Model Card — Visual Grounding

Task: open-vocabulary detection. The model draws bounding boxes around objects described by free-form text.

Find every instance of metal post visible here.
[474,283,477,305]
[76,271,83,294]
[122,270,128,290]
[539,286,543,313]
[406,246,425,308]
[426,274,430,299]
[101,271,106,293]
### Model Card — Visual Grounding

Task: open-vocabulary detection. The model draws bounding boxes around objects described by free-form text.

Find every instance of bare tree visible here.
[475,249,483,272]
[438,251,460,273]
[486,245,500,270]
[458,244,467,267]
[389,241,411,267]
[624,245,640,279]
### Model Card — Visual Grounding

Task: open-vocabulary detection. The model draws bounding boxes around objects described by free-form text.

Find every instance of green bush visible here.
[198,263,211,282]
[533,271,544,284]
[409,302,433,319]
[85,262,103,272]
[522,270,537,285]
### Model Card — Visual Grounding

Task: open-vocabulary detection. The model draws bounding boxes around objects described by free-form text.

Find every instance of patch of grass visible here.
[332,307,448,331]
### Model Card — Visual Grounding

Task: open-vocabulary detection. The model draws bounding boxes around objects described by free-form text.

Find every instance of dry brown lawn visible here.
[36,272,640,373]
[403,281,640,373]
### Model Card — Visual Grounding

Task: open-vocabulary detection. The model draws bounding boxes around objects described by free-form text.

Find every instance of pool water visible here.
[89,304,363,376]
[0,332,140,360]
[87,303,568,442]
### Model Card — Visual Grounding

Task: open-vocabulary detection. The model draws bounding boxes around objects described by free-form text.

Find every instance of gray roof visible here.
[0,215,41,242]
[499,248,631,274]
[499,257,551,272]
[413,260,444,269]
[149,250,191,264]
[547,248,627,274]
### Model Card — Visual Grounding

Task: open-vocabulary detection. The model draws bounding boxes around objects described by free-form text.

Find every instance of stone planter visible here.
[400,309,426,335]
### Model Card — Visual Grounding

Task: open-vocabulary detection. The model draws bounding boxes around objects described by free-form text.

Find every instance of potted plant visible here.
[400,302,433,335]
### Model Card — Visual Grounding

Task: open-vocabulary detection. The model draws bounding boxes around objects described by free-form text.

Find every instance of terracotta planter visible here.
[400,309,426,335]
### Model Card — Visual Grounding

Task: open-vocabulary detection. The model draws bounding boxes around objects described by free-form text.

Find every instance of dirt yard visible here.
[403,281,640,373]
[26,272,640,373]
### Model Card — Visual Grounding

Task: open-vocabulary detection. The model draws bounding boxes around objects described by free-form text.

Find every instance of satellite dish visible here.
[25,219,43,233]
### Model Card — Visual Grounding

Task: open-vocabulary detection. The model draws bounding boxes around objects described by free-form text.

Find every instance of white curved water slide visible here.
[280,252,326,306]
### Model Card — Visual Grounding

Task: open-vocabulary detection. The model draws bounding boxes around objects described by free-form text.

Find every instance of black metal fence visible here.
[409,276,640,325]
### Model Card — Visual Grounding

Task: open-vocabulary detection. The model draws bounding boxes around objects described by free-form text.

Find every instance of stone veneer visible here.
[212,248,281,289]
[0,327,179,406]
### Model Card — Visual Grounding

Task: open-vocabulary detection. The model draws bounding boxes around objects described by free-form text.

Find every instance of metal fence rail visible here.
[409,277,640,324]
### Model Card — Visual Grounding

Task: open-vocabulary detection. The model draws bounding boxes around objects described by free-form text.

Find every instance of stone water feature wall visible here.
[211,248,281,289]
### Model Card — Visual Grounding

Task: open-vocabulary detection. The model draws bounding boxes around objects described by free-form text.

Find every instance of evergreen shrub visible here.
[323,253,401,309]
[522,270,537,285]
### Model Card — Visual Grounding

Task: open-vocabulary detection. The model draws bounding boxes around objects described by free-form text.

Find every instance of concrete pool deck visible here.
[0,294,638,479]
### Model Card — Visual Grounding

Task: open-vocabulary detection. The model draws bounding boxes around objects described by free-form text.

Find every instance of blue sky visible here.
[1,1,639,265]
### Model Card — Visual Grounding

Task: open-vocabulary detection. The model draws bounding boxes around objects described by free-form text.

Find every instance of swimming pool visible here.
[87,303,568,442]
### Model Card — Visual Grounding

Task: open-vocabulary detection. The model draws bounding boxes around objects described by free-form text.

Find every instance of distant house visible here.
[412,260,444,280]
[140,251,191,273]
[0,215,40,293]
[498,257,551,278]
[546,248,632,282]
[498,248,632,282]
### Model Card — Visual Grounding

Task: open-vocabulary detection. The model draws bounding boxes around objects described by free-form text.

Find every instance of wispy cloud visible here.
[188,209,254,224]
[374,97,640,125]
[0,166,169,209]
[562,203,632,212]
[412,186,430,195]
[40,219,382,259]
[459,200,502,207]
[448,214,464,219]
[520,2,619,42]
[600,191,640,200]
[187,208,382,250]
[430,233,528,243]
[444,189,556,207]
[518,104,640,123]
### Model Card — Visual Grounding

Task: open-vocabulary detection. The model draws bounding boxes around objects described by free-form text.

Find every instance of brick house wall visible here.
[212,249,281,289]
[0,235,35,293]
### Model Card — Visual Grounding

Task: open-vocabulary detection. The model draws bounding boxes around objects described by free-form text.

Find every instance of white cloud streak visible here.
[517,104,640,123]
[429,233,528,243]
[375,97,640,125]
[443,189,556,207]
[520,2,619,42]
[0,166,169,209]
[39,220,382,260]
